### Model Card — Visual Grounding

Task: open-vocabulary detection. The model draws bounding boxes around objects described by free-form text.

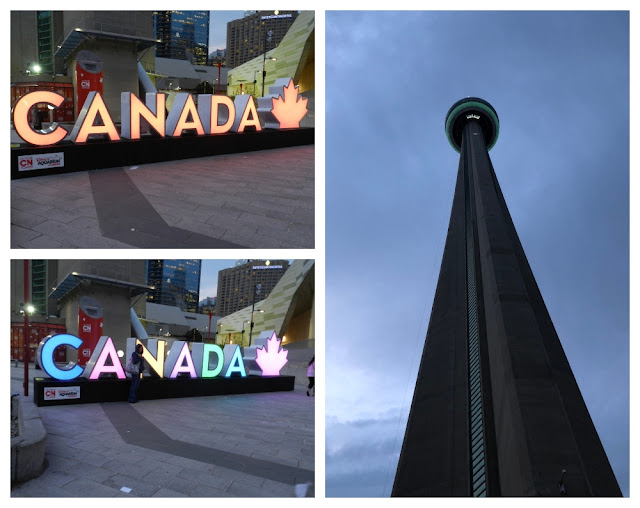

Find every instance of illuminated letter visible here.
[121,93,166,139]
[12,91,68,146]
[231,95,262,132]
[69,92,120,143]
[197,95,235,134]
[36,333,84,381]
[165,341,197,378]
[126,338,166,377]
[222,344,247,377]
[192,343,224,378]
[166,93,205,137]
[84,336,126,379]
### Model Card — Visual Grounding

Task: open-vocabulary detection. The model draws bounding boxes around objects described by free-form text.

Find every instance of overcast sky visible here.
[208,11,244,50]
[325,11,629,497]
[199,259,237,301]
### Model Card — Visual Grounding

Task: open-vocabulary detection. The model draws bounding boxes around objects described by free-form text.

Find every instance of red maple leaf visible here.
[271,79,308,129]
[255,332,288,376]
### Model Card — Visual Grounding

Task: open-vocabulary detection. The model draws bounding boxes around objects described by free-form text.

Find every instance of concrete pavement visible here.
[11,146,314,249]
[10,364,315,497]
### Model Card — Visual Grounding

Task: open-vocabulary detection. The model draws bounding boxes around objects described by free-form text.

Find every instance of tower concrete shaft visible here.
[392,101,621,497]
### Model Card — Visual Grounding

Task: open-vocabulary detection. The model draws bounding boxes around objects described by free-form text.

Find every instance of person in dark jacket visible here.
[306,356,315,396]
[128,344,146,403]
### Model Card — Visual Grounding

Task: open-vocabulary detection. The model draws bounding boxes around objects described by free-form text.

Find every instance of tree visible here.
[186,328,203,342]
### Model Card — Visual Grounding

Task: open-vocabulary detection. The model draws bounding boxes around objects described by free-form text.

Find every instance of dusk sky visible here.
[199,259,237,301]
[208,11,244,50]
[325,11,629,497]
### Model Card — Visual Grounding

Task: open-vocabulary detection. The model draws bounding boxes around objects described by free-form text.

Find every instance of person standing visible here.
[306,356,315,396]
[128,344,145,403]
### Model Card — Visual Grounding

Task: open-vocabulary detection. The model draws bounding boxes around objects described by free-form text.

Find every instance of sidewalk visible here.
[10,364,315,497]
[11,145,314,249]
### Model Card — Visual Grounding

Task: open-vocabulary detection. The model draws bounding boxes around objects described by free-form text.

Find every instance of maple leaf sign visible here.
[255,332,288,376]
[271,79,308,129]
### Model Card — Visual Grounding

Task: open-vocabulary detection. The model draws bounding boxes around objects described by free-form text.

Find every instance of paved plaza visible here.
[11,146,314,249]
[11,365,315,497]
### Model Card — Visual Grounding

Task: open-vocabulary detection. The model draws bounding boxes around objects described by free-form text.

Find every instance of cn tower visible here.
[391,98,621,497]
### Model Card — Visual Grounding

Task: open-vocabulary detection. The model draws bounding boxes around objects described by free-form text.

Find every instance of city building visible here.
[227,11,314,101]
[216,259,314,347]
[226,11,298,69]
[214,260,289,317]
[198,297,217,314]
[391,99,622,497]
[138,302,216,340]
[154,11,209,65]
[208,48,226,65]
[146,260,202,313]
[153,57,228,101]
[11,11,157,123]
[11,260,149,364]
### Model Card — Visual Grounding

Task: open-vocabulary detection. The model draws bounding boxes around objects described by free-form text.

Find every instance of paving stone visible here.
[101,474,161,497]
[11,368,314,497]
[11,224,42,246]
[227,480,282,497]
[61,477,122,497]
[11,483,70,497]
[189,483,234,497]
[11,146,314,248]
[151,487,187,497]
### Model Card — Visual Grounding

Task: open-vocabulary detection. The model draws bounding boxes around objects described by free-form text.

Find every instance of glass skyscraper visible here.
[154,11,209,65]
[146,260,201,313]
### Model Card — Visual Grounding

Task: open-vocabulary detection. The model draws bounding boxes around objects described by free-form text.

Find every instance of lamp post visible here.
[261,28,273,97]
[248,283,263,347]
[208,311,213,342]
[253,70,261,96]
[261,56,277,97]
[241,320,250,346]
[217,61,222,94]
[23,260,31,396]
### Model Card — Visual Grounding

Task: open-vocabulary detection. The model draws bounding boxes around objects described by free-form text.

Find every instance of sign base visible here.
[34,375,295,406]
[12,128,314,179]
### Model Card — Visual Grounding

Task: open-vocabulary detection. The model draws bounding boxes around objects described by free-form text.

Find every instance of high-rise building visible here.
[11,11,156,123]
[11,260,149,363]
[154,11,209,65]
[214,260,289,317]
[146,260,201,313]
[226,11,298,69]
[392,98,621,497]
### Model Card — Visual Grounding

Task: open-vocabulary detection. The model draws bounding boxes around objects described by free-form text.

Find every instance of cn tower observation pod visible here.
[445,97,499,153]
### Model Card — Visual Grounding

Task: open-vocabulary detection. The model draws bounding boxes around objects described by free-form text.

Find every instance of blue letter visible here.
[36,334,84,381]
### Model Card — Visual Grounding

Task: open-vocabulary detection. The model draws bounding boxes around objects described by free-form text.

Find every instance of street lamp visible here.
[241,320,251,346]
[262,56,277,97]
[22,260,32,396]
[248,283,265,347]
[253,70,261,95]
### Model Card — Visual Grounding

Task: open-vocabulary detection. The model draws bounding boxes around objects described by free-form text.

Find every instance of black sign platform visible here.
[33,375,295,407]
[12,127,314,180]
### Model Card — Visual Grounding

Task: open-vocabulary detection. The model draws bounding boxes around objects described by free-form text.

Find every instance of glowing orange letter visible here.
[121,93,166,139]
[166,94,205,137]
[13,91,68,146]
[232,95,262,133]
[69,92,120,143]
[197,95,235,134]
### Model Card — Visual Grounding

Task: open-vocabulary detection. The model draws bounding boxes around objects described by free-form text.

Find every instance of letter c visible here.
[37,334,84,380]
[13,91,68,146]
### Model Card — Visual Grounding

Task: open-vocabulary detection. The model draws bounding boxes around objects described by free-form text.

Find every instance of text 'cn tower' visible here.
[391,98,621,497]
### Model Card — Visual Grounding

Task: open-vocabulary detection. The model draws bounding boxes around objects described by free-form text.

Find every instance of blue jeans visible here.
[128,374,141,402]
